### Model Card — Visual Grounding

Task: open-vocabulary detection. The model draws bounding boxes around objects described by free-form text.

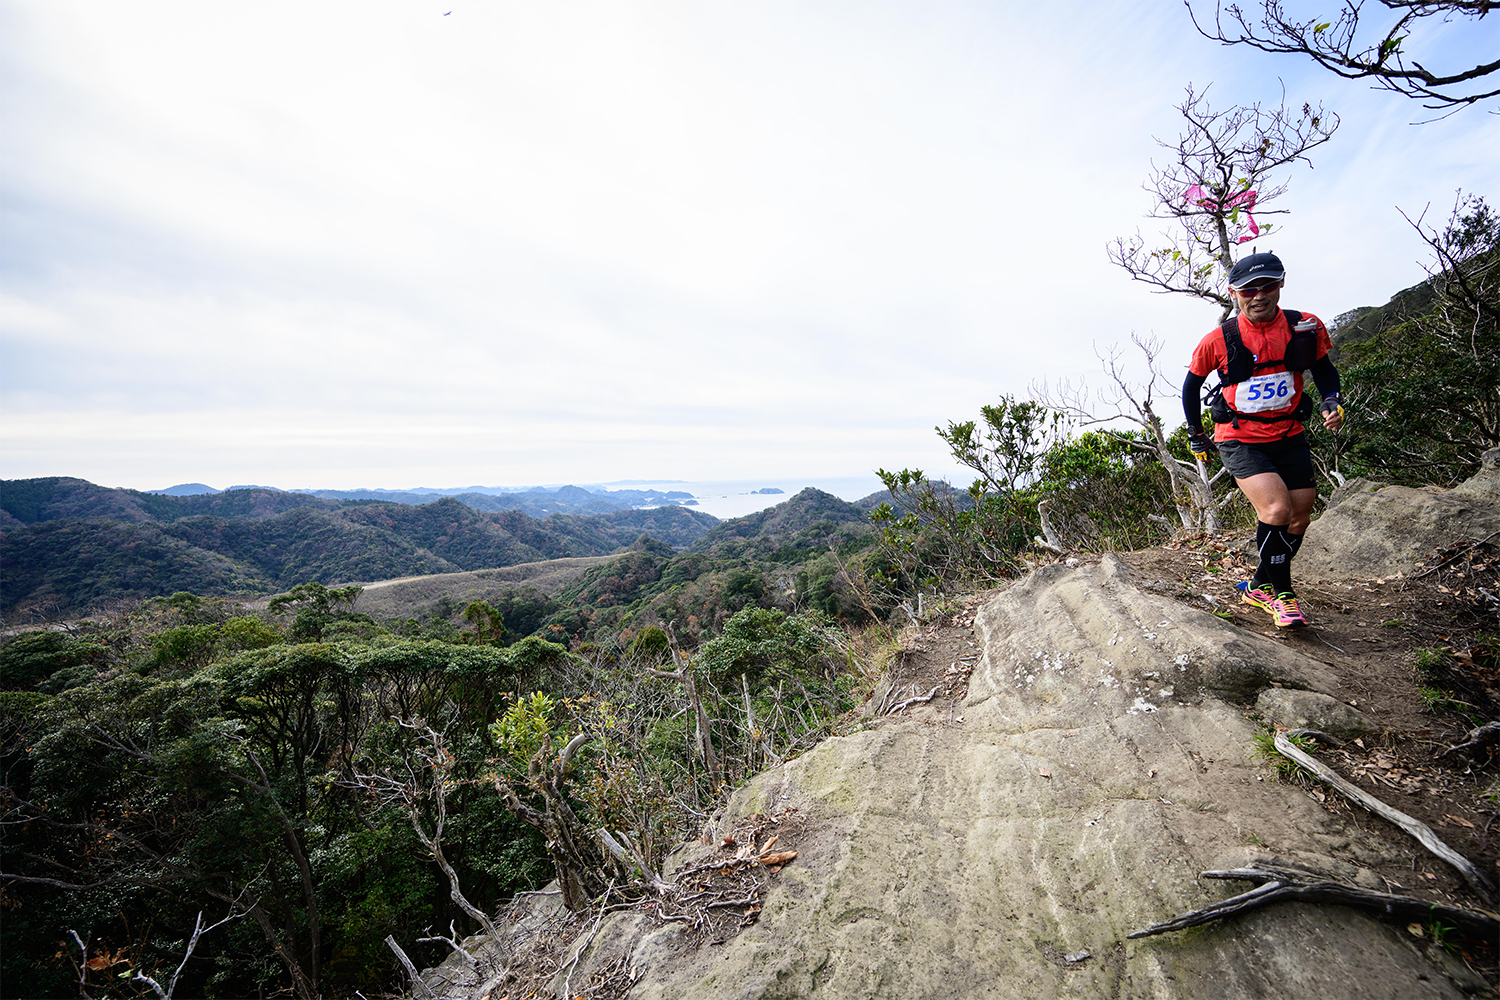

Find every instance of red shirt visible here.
[1189,309,1332,444]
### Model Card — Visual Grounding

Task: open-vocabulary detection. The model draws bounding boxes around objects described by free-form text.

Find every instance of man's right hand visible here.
[1189,431,1216,463]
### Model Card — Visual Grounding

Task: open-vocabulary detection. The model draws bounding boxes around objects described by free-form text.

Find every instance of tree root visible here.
[1131,726,1500,941]
[1440,721,1500,761]
[887,685,939,714]
[1128,863,1500,940]
[1275,730,1496,906]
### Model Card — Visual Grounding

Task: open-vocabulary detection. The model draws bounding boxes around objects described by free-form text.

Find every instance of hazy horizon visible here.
[86,471,897,521]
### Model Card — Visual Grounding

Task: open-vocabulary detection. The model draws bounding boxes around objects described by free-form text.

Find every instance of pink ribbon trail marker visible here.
[1183,185,1260,243]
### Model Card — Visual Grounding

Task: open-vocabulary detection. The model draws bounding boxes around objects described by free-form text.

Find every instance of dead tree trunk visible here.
[645,629,721,792]
[494,731,613,912]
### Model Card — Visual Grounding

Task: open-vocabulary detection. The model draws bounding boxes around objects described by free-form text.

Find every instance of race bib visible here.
[1234,372,1295,414]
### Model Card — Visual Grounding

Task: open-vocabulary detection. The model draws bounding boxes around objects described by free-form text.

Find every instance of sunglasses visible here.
[1234,281,1281,297]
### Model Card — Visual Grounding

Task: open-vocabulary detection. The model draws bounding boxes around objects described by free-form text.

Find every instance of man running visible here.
[1181,252,1345,627]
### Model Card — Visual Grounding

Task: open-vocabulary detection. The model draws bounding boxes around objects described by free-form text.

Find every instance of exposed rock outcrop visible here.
[1255,687,1378,738]
[1296,448,1500,583]
[513,558,1471,999]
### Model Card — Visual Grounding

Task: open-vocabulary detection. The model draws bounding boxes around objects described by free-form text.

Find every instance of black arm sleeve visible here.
[1309,355,1341,399]
[1182,370,1207,433]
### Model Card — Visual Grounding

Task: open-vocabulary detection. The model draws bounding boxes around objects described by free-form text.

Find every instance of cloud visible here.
[2,1,1494,490]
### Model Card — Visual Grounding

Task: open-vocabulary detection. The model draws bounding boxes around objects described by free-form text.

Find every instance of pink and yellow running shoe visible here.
[1272,595,1308,628]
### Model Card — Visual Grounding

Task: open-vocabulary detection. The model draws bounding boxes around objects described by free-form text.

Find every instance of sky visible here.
[2,1,1497,495]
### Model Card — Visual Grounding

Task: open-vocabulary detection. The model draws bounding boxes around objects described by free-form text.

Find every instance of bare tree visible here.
[345,719,505,940]
[1108,85,1338,321]
[1187,1,1500,114]
[131,910,243,1000]
[490,724,615,913]
[642,629,721,792]
[1036,335,1235,532]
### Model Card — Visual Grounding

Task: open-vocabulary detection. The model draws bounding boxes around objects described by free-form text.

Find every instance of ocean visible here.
[601,474,888,520]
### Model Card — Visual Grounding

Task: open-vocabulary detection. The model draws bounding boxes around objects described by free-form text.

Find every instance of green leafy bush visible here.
[0,630,104,690]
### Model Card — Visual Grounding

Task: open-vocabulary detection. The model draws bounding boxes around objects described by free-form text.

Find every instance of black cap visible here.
[1228,252,1285,289]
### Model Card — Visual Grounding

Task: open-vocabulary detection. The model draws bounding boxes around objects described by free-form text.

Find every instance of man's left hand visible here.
[1320,395,1345,432]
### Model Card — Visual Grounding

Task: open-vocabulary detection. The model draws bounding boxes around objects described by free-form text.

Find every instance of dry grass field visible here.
[250,556,617,619]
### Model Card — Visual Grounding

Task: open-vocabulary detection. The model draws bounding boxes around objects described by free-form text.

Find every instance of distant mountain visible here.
[290,483,698,517]
[0,478,339,527]
[148,483,221,496]
[688,487,874,561]
[0,478,701,526]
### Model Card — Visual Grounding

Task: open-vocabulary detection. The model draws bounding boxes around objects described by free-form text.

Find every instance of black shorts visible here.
[1216,434,1316,490]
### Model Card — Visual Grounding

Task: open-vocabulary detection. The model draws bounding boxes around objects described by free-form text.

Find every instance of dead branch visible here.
[417,920,477,968]
[1274,731,1496,905]
[1035,498,1067,554]
[889,685,940,714]
[385,935,437,1000]
[349,720,505,939]
[597,828,671,895]
[1129,863,1500,939]
[66,929,92,999]
[131,909,242,999]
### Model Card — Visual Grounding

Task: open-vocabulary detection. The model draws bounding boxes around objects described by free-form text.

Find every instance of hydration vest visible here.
[1205,309,1319,426]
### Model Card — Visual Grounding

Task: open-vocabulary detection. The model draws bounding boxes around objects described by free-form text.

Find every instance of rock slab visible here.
[601,556,1466,999]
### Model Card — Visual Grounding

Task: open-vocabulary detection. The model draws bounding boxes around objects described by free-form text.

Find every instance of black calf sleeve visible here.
[1256,521,1295,596]
[1288,531,1304,559]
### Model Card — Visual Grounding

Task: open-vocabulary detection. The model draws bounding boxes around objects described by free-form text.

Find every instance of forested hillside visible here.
[0,483,718,619]
[0,477,343,526]
[687,484,873,561]
[0,490,879,998]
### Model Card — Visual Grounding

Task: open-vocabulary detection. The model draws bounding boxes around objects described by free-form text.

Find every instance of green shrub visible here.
[0,630,103,690]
